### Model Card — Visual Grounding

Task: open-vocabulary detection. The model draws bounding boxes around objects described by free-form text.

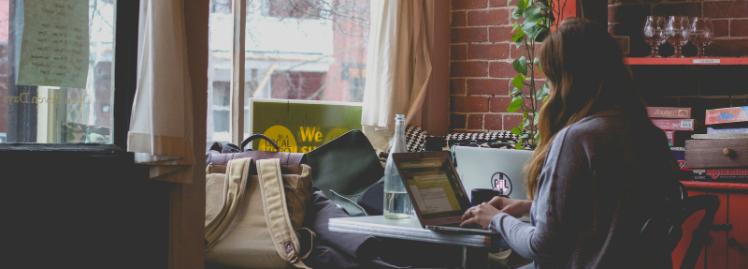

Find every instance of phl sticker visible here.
[491,172,513,196]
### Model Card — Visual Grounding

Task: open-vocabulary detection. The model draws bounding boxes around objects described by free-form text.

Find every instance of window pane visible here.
[207,0,233,144]
[244,0,369,140]
[245,0,369,104]
[0,0,115,143]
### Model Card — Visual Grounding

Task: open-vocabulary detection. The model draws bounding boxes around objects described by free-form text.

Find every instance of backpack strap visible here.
[204,164,228,239]
[205,158,251,249]
[256,159,312,269]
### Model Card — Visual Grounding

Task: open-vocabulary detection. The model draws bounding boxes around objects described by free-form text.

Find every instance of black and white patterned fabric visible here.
[405,125,429,152]
[446,131,518,149]
[379,126,431,163]
[392,127,519,154]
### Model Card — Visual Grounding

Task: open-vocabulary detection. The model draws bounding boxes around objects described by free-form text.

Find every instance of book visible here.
[705,106,748,126]
[692,133,748,140]
[669,147,689,171]
[665,131,674,146]
[652,119,695,131]
[707,126,748,135]
[692,168,748,182]
[647,106,692,119]
[671,147,685,161]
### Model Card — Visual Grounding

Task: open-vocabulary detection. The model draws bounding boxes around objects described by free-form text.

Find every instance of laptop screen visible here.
[394,153,469,220]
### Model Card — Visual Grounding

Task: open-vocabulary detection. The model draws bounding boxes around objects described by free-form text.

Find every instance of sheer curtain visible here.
[127,0,195,183]
[361,0,434,151]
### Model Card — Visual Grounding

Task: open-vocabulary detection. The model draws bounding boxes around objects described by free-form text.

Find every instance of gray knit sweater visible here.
[491,113,680,269]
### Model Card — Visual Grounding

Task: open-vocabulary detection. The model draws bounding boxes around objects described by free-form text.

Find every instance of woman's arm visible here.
[491,126,592,261]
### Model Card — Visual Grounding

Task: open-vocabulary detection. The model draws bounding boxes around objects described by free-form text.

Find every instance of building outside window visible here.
[207,0,370,145]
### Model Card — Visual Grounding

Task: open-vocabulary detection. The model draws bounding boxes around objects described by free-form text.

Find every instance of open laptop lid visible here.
[392,151,471,227]
[454,146,532,201]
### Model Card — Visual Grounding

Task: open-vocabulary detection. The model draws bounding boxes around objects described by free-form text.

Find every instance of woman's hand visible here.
[488,196,532,218]
[460,202,501,229]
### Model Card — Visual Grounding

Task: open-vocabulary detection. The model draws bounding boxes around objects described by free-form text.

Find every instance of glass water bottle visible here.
[383,114,412,219]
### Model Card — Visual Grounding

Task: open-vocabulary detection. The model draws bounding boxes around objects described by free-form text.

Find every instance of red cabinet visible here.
[728,193,748,269]
[672,182,748,268]
[672,190,708,268]
[703,191,727,269]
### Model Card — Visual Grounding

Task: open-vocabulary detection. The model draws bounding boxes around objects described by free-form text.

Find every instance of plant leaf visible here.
[512,8,523,20]
[536,83,550,101]
[525,5,544,21]
[511,74,525,89]
[524,23,541,41]
[517,0,529,10]
[511,126,522,136]
[511,28,526,43]
[512,57,528,76]
[507,95,524,112]
[511,88,523,99]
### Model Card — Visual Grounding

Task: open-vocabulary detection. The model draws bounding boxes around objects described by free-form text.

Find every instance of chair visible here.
[640,182,720,269]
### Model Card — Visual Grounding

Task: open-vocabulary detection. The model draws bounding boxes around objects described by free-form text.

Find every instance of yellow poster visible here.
[252,100,362,153]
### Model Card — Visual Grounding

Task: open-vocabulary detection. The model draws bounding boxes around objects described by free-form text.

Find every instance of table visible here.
[329,215,492,269]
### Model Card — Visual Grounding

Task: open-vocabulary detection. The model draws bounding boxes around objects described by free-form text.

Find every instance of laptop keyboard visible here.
[443,223,482,229]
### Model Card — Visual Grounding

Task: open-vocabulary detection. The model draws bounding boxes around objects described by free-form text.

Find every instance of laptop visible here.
[392,151,497,235]
[453,146,533,201]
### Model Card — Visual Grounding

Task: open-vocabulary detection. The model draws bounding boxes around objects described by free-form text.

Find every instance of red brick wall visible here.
[609,0,748,57]
[450,0,748,132]
[450,0,520,132]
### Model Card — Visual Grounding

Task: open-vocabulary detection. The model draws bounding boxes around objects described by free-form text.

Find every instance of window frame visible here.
[0,0,140,153]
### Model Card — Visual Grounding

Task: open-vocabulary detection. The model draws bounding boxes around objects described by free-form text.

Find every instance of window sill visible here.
[0,144,132,159]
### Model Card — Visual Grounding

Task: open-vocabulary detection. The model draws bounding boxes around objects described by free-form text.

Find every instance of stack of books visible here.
[646,106,694,170]
[688,106,748,182]
[647,106,694,147]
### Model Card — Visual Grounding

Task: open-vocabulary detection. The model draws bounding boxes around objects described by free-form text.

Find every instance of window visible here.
[207,0,370,150]
[0,0,116,144]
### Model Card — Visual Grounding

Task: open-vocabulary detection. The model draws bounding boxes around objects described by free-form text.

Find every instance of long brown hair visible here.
[525,19,651,199]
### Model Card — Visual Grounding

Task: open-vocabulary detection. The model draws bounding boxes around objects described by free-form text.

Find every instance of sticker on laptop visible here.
[491,172,512,196]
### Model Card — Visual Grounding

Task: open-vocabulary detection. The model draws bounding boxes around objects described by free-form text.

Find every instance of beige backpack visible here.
[204,158,314,268]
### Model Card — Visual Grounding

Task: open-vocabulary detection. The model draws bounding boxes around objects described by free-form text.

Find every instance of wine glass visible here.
[643,16,666,57]
[691,17,714,57]
[665,16,691,58]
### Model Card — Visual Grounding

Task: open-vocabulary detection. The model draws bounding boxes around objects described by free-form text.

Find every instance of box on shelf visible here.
[692,168,748,182]
[652,119,695,131]
[647,107,692,119]
[685,138,748,168]
[692,133,748,140]
[706,106,748,126]
[707,124,748,135]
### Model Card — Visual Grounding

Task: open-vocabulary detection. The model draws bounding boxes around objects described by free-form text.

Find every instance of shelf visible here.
[625,57,748,66]
[681,180,748,192]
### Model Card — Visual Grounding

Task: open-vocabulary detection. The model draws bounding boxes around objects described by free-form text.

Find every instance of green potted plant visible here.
[507,0,569,149]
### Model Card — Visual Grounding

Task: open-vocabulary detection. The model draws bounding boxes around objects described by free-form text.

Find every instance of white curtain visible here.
[361,0,433,152]
[128,0,195,183]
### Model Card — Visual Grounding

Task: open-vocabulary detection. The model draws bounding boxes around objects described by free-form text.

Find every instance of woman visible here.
[460,19,681,268]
